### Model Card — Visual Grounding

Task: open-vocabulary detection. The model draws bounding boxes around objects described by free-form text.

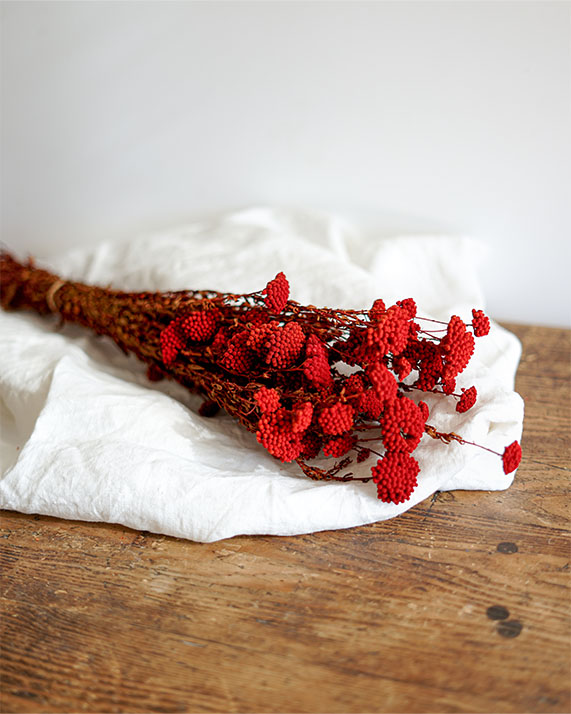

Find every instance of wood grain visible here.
[1,323,570,714]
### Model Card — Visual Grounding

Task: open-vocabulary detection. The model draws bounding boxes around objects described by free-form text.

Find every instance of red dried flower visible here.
[220,330,256,373]
[456,386,477,413]
[303,334,332,388]
[472,309,490,337]
[265,321,305,368]
[442,378,456,395]
[381,395,425,453]
[397,298,417,320]
[371,452,420,504]
[247,323,276,354]
[239,307,270,327]
[255,386,280,414]
[264,272,289,313]
[180,309,219,342]
[343,373,365,400]
[319,402,354,435]
[256,408,302,462]
[323,434,357,458]
[210,328,229,357]
[160,321,185,365]
[291,402,314,433]
[365,304,410,358]
[418,401,429,421]
[358,389,383,420]
[394,356,412,381]
[408,340,443,391]
[440,316,475,382]
[299,432,322,459]
[369,298,386,320]
[408,321,420,341]
[367,361,398,403]
[502,441,522,474]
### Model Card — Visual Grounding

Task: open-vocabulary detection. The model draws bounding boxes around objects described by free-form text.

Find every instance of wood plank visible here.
[1,322,570,713]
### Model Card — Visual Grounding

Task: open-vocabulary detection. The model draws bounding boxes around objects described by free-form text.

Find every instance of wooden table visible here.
[1,323,569,714]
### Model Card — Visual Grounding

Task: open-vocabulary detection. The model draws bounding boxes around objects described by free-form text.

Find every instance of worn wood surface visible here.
[1,323,570,714]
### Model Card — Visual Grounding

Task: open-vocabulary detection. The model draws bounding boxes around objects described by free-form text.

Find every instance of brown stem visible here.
[424,423,500,456]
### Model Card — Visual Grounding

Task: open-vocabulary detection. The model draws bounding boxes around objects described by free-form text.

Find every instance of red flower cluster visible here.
[161,308,220,364]
[255,386,280,414]
[257,407,305,462]
[472,309,491,337]
[153,272,520,500]
[319,402,355,436]
[381,396,425,453]
[457,386,477,413]
[160,321,184,366]
[440,316,475,382]
[0,254,522,505]
[323,435,357,458]
[502,441,522,475]
[303,335,333,388]
[264,272,289,313]
[371,452,420,504]
[181,309,219,342]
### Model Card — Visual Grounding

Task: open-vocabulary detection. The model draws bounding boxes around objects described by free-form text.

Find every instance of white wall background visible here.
[1,1,569,326]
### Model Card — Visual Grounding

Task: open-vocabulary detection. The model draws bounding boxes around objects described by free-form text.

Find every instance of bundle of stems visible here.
[0,251,522,503]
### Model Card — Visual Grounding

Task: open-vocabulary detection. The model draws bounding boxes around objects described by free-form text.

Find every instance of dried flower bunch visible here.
[0,252,522,503]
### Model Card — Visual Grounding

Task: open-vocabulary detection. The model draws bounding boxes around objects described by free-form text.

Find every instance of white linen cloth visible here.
[0,208,524,542]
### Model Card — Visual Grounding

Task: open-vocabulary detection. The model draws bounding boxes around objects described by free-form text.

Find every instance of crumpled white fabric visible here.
[0,207,524,542]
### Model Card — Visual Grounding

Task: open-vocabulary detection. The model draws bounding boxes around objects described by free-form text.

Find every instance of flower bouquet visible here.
[0,249,521,507]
